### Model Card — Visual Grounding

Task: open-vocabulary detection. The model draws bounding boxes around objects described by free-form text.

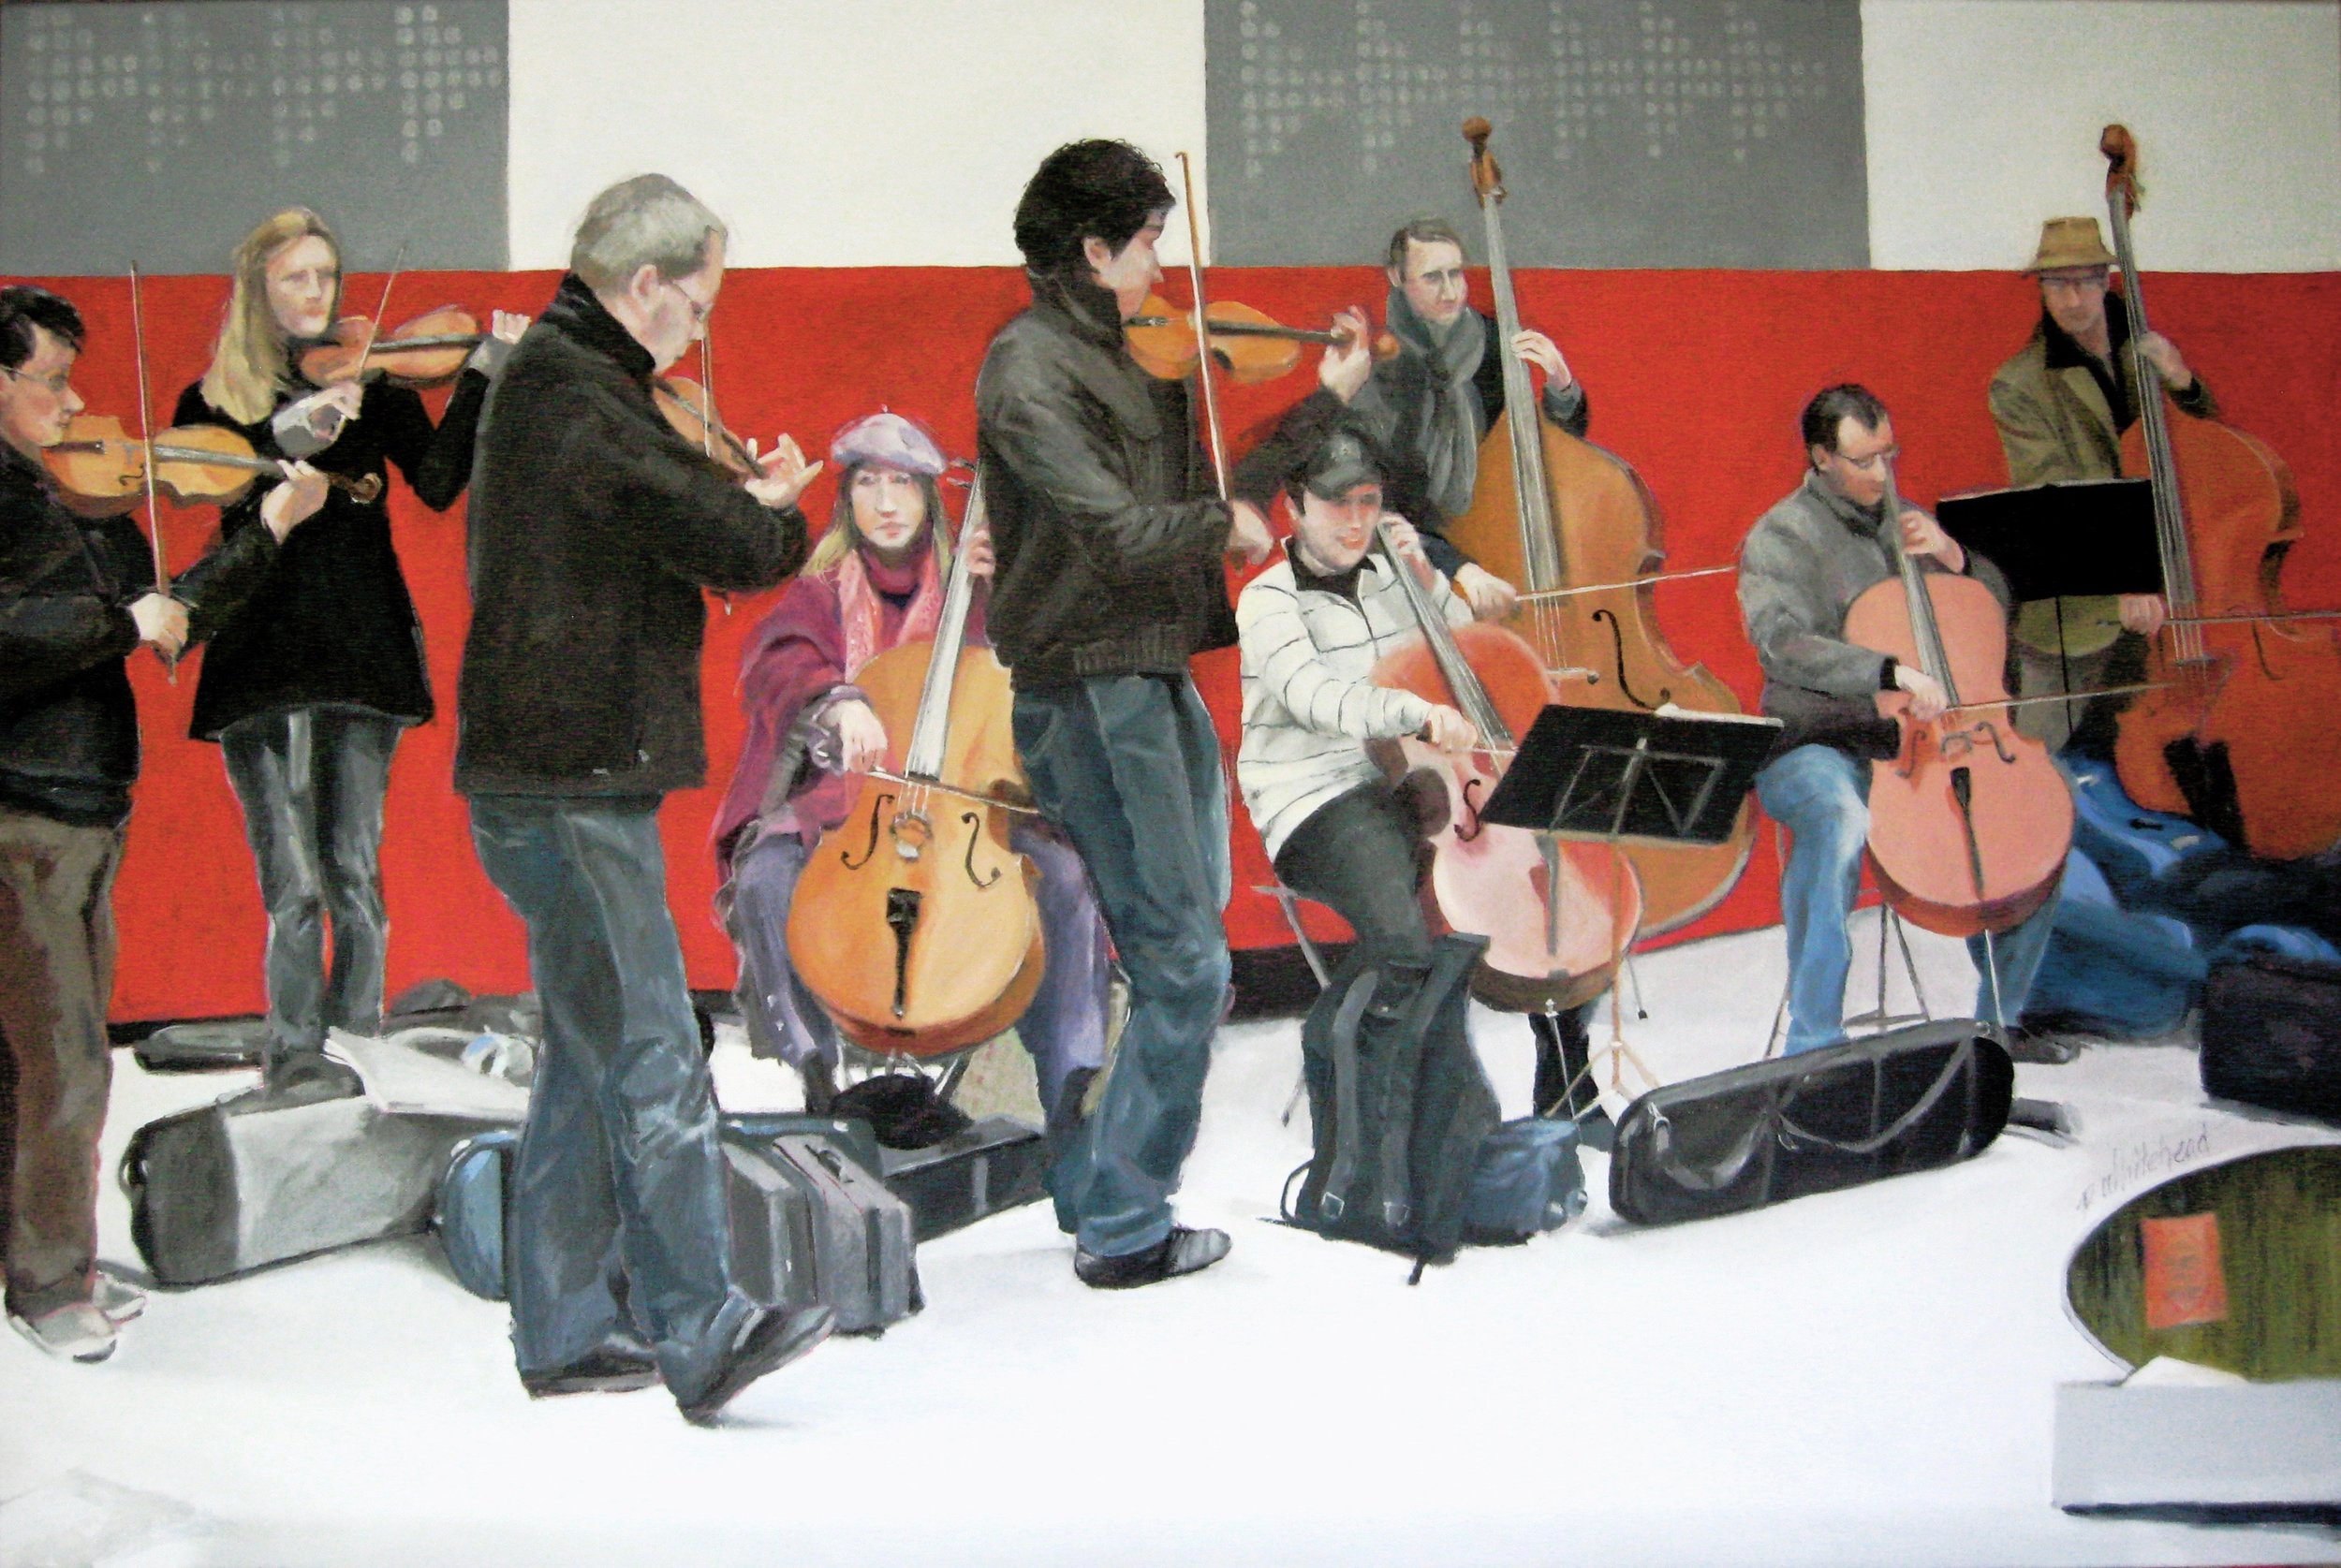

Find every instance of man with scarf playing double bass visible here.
[1234,216,1589,627]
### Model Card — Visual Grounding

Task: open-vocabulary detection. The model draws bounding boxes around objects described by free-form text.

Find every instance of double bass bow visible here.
[2098,125,2341,859]
[1443,117,1756,935]
[1845,458,2072,940]
[1368,519,1642,1014]
[784,472,1046,1057]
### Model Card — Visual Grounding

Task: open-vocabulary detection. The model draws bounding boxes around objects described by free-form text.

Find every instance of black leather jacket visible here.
[975,271,1235,683]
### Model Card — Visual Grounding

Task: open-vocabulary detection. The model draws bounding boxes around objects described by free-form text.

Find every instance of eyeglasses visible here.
[1,364,72,397]
[664,276,716,325]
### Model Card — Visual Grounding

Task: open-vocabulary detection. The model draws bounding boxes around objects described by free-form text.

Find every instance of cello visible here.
[2099,125,2341,859]
[784,473,1047,1057]
[1443,117,1756,935]
[1369,520,1643,1014]
[1845,457,2072,939]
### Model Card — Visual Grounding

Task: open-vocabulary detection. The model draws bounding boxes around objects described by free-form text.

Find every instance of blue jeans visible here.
[1754,744,2057,1055]
[467,796,758,1389]
[1011,675,1231,1258]
[722,821,1111,1119]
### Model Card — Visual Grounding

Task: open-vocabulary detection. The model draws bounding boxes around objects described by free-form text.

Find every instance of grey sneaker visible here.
[1075,1225,1231,1290]
[9,1301,118,1362]
[92,1273,146,1326]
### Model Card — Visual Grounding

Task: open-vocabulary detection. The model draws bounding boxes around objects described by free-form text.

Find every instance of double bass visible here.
[2098,125,2341,860]
[1369,520,1642,1014]
[1444,118,1756,935]
[1846,459,2071,941]
[784,475,1046,1058]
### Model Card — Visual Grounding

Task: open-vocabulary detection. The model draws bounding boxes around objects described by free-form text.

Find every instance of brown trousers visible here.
[0,806,124,1316]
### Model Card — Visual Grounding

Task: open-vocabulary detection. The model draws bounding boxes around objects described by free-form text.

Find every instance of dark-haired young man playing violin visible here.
[976,139,1273,1291]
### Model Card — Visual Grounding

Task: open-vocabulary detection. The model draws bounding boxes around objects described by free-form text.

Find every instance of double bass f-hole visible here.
[1590,607,1668,710]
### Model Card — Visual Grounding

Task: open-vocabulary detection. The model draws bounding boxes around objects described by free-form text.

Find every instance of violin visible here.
[44,413,380,518]
[652,374,761,479]
[1844,462,2071,938]
[1368,520,1642,1013]
[2098,125,2341,860]
[300,306,483,388]
[1126,295,1399,386]
[785,474,1046,1057]
[1444,117,1756,936]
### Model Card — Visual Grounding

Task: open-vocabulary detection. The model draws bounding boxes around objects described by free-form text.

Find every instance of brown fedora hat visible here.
[2024,215,2117,273]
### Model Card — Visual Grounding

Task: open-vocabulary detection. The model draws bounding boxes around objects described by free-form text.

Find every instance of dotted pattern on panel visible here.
[1,2,507,275]
[1207,0,1867,269]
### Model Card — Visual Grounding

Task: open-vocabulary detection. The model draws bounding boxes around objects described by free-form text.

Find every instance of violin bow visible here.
[1171,151,1231,500]
[350,241,406,384]
[126,262,175,680]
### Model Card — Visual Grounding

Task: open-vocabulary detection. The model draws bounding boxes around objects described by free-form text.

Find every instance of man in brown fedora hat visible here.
[1986,214,2219,754]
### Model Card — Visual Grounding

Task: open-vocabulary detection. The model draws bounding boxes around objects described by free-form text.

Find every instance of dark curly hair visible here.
[1012,139,1174,278]
[1801,384,1889,456]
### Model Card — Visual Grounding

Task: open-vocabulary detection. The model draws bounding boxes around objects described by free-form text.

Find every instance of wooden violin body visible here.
[1846,572,2072,937]
[1449,117,1754,936]
[1369,561,1642,1015]
[653,374,759,479]
[43,413,380,518]
[301,306,483,388]
[1126,293,1397,386]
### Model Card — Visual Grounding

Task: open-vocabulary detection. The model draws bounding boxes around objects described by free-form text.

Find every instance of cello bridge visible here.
[889,810,934,862]
[1941,720,2017,767]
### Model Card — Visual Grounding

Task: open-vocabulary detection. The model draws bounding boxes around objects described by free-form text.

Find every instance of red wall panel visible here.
[15,264,2338,1020]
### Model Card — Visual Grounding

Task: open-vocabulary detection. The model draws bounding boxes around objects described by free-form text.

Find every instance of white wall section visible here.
[1862,0,2341,271]
[507,0,2339,272]
[507,0,1211,269]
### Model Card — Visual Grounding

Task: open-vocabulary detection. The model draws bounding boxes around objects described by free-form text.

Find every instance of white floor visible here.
[6,919,2340,1568]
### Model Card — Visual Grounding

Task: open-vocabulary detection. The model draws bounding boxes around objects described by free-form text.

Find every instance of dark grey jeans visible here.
[0,808,124,1316]
[467,795,757,1388]
[220,707,401,1062]
[1011,675,1231,1259]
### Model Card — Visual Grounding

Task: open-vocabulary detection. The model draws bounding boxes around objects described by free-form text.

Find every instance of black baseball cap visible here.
[1296,428,1386,501]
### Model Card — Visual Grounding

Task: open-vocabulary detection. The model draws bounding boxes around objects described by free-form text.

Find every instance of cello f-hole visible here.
[958,812,1001,889]
[839,792,893,870]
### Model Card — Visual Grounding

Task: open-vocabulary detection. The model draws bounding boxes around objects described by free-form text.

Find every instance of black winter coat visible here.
[975,271,1236,683]
[0,442,278,826]
[455,274,805,798]
[171,369,490,740]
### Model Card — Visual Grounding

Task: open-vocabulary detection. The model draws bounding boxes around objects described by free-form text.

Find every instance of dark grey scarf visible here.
[1350,286,1486,520]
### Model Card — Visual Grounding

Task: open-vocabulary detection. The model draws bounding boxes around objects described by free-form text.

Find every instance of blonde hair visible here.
[804,463,956,576]
[199,208,342,425]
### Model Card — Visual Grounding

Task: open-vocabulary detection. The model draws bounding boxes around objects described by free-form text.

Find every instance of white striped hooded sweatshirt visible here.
[1235,544,1473,862]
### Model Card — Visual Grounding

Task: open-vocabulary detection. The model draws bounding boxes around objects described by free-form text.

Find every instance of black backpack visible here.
[1284,933,1500,1268]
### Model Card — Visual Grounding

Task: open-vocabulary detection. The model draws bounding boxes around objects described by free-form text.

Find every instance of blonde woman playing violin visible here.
[174,208,525,1086]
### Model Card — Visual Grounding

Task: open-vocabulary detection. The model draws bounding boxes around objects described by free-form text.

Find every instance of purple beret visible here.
[829,411,949,477]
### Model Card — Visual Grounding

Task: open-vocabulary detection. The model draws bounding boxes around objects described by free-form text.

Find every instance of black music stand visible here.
[1938,477,2164,750]
[1479,705,1781,1125]
[1935,478,2161,603]
[1480,705,1782,847]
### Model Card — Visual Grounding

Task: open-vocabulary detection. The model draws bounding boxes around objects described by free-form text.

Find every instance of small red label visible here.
[2141,1211,2230,1330]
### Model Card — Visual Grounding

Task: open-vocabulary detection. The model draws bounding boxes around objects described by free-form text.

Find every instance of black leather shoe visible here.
[1074,1225,1229,1290]
[522,1347,660,1399]
[674,1304,835,1426]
